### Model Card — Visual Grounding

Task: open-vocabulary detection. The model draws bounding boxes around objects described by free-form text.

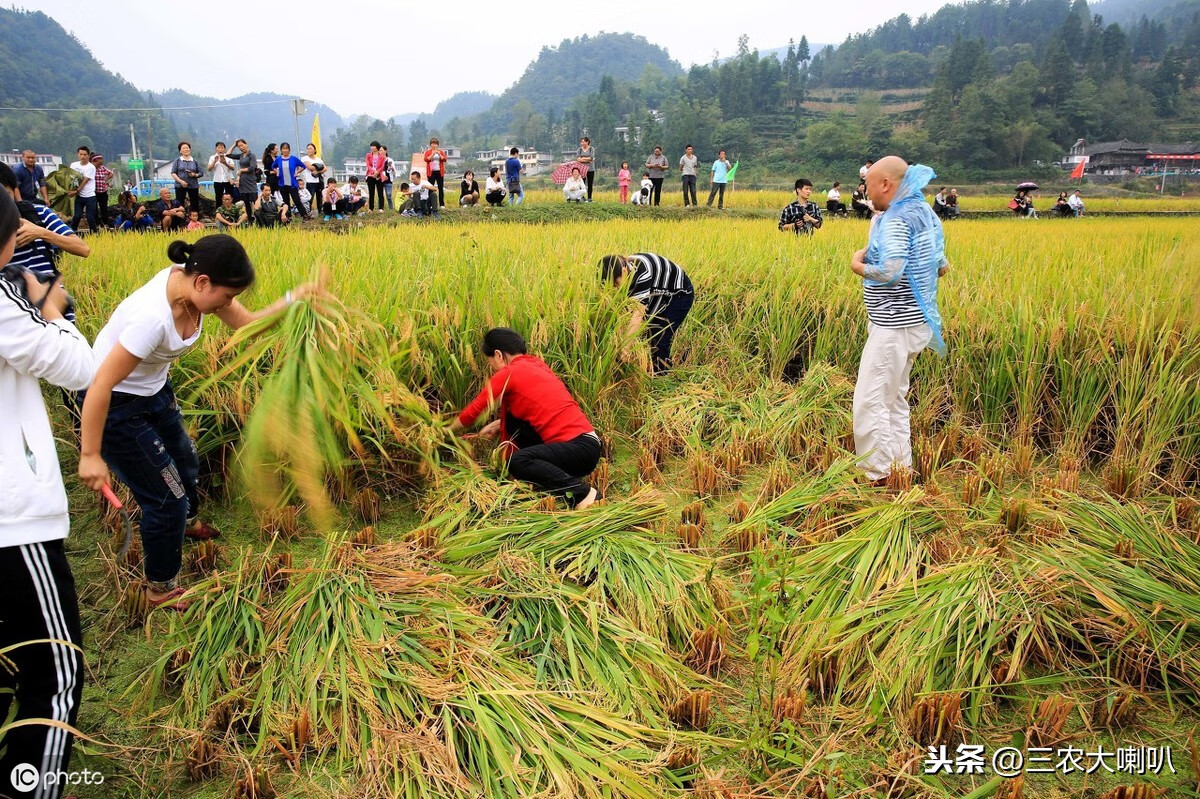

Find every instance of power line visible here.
[0,98,302,113]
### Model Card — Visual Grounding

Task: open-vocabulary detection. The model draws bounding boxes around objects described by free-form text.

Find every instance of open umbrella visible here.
[1016,181,1039,191]
[552,161,583,185]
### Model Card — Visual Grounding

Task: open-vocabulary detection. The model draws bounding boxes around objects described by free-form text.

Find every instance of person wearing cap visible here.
[90,154,114,228]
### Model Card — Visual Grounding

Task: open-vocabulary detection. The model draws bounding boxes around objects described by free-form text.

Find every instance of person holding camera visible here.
[170,142,205,215]
[207,142,237,207]
[0,188,97,799]
[0,163,90,322]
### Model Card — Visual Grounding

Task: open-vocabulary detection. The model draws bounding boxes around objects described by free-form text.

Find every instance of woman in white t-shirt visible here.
[485,166,506,207]
[78,236,311,610]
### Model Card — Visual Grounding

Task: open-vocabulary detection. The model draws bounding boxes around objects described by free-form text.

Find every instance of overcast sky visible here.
[22,0,955,119]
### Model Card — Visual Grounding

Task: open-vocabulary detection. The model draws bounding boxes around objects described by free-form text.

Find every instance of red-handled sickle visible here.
[101,484,133,560]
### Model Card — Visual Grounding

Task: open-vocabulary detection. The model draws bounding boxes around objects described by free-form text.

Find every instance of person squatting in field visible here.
[851,155,950,485]
[451,328,602,509]
[77,236,314,610]
[599,252,694,375]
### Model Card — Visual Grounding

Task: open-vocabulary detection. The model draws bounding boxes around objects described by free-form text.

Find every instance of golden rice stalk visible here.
[263,552,291,595]
[681,500,706,528]
[728,524,766,554]
[352,525,377,548]
[1098,787,1164,799]
[1114,537,1137,563]
[668,689,712,730]
[185,736,220,781]
[665,745,699,771]
[886,466,914,493]
[1001,498,1030,535]
[691,768,751,799]
[677,523,702,550]
[1010,436,1035,478]
[1028,695,1074,748]
[353,487,382,524]
[689,451,721,497]
[537,495,558,513]
[760,461,793,501]
[687,625,726,675]
[727,498,750,524]
[1106,458,1140,499]
[772,689,806,727]
[1090,690,1139,729]
[232,764,276,799]
[874,745,925,799]
[120,582,149,627]
[288,707,313,758]
[407,525,441,551]
[1188,727,1199,794]
[982,453,1007,489]
[962,471,982,506]
[187,540,225,575]
[636,448,661,484]
[591,458,612,496]
[907,693,962,747]
[259,505,302,540]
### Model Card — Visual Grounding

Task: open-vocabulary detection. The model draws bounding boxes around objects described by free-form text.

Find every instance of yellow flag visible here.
[311,114,322,159]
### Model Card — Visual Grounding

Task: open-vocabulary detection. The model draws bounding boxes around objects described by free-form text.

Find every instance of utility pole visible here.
[144,113,154,185]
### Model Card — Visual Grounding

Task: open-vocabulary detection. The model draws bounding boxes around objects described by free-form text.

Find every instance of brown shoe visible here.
[185,520,222,540]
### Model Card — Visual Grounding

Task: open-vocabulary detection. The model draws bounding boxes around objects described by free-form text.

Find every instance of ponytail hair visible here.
[167,236,255,289]
[481,327,527,357]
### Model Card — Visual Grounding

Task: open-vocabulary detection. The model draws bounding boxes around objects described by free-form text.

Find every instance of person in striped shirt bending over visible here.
[599,252,694,375]
[851,156,949,486]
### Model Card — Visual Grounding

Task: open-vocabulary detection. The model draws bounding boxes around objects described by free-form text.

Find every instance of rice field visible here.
[61,210,1200,798]
[511,187,1200,213]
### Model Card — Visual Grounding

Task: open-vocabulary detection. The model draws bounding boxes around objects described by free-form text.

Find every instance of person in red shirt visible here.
[451,328,602,508]
[364,140,387,212]
[423,137,448,208]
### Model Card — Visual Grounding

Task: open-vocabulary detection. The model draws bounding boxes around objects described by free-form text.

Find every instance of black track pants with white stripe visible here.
[0,540,83,799]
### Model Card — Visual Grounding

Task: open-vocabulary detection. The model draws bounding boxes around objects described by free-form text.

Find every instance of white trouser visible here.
[853,322,932,481]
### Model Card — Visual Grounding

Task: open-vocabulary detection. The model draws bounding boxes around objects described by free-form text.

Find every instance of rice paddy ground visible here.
[48,207,1200,798]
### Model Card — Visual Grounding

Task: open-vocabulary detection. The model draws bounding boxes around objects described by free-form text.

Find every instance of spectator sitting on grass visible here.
[214,193,248,230]
[563,167,587,203]
[344,177,367,215]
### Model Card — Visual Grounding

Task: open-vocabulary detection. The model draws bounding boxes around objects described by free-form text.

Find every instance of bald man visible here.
[850,155,949,485]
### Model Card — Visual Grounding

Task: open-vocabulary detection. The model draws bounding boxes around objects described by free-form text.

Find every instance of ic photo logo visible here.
[9,762,105,793]
[9,763,39,793]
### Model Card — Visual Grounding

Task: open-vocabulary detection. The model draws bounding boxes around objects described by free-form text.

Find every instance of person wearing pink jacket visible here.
[364,140,387,212]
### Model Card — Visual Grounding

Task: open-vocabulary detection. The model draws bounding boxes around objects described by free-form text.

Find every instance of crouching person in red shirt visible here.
[451,327,602,509]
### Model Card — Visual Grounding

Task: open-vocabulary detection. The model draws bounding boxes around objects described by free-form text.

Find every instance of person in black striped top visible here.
[599,252,694,374]
[851,156,949,485]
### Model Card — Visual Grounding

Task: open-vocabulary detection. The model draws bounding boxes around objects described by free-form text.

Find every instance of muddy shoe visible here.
[185,520,222,540]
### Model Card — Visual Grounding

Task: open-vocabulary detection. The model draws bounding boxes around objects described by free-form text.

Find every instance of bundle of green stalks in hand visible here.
[203,270,447,524]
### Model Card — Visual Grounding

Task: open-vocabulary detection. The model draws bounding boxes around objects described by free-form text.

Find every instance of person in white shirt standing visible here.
[207,142,237,208]
[68,145,98,232]
[302,143,327,217]
[77,236,313,610]
[0,189,97,799]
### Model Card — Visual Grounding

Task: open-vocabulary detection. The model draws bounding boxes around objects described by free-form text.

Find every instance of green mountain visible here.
[152,90,346,154]
[482,33,683,134]
[0,7,175,161]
